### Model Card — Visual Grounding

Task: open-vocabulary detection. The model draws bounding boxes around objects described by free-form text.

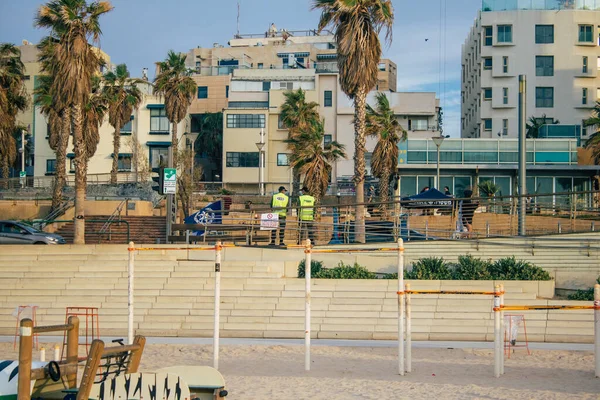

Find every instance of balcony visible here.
[482,0,600,11]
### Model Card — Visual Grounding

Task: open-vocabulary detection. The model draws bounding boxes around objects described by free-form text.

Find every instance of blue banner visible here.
[184,200,223,236]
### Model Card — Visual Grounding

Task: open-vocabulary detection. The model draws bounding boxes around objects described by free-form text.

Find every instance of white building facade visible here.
[461,2,600,139]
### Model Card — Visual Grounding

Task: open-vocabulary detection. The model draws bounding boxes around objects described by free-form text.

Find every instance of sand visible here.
[2,342,599,399]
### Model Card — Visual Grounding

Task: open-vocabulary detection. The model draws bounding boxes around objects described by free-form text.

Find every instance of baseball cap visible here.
[278,186,287,192]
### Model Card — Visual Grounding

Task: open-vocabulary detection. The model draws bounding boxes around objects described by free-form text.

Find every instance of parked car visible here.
[0,220,66,245]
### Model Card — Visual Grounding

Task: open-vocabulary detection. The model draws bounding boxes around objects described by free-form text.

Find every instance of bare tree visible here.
[126,135,150,183]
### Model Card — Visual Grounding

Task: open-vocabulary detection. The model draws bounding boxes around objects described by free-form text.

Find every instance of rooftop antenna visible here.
[236,1,240,37]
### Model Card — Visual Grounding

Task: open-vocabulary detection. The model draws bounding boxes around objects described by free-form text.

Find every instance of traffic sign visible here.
[19,171,26,178]
[163,168,176,194]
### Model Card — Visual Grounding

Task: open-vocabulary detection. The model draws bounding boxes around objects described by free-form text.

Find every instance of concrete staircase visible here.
[55,216,166,244]
[0,244,595,343]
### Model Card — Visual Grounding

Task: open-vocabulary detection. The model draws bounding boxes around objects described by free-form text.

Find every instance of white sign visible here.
[163,168,176,194]
[260,213,279,230]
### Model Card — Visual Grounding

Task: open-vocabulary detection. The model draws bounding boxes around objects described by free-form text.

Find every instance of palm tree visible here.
[103,64,143,183]
[365,92,406,216]
[313,0,394,242]
[0,43,28,182]
[195,112,223,180]
[36,0,113,244]
[280,88,320,195]
[154,51,196,167]
[286,118,347,202]
[526,114,560,138]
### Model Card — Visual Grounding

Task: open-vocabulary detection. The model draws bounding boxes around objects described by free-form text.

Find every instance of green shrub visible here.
[297,259,324,278]
[317,262,377,279]
[452,255,493,280]
[406,257,452,280]
[488,257,552,281]
[568,288,594,301]
[382,273,398,279]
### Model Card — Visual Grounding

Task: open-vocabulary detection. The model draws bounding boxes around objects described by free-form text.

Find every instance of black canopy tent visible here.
[402,188,454,209]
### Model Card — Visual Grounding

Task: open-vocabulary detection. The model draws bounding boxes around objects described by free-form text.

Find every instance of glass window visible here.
[278,114,286,129]
[118,155,132,171]
[535,87,554,108]
[583,88,588,105]
[582,56,588,73]
[499,152,518,163]
[454,177,471,198]
[226,85,229,98]
[226,114,265,128]
[417,176,435,192]
[409,118,428,130]
[258,63,264,69]
[324,134,332,146]
[535,25,554,44]
[483,88,492,100]
[502,88,508,105]
[497,25,512,43]
[277,153,290,166]
[495,177,511,197]
[535,56,554,76]
[226,152,259,167]
[324,90,333,107]
[407,151,427,163]
[483,57,492,69]
[150,108,169,132]
[502,118,508,135]
[464,152,498,163]
[121,117,133,134]
[440,151,462,163]
[197,86,208,99]
[503,56,508,73]
[483,118,492,130]
[149,147,169,169]
[400,176,417,197]
[579,25,593,43]
[46,159,56,174]
[556,177,572,193]
[262,81,271,91]
[483,26,493,46]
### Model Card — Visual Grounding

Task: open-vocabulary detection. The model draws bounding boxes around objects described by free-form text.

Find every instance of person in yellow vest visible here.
[270,186,289,246]
[298,186,316,244]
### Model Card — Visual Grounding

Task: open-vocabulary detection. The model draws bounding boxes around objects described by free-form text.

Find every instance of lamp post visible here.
[255,128,265,196]
[432,135,445,189]
[19,128,27,188]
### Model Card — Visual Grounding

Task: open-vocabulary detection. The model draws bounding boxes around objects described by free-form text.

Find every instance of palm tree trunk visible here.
[353,86,367,243]
[1,159,9,183]
[379,168,390,217]
[52,109,70,210]
[110,117,121,184]
[72,104,87,244]
[171,120,178,167]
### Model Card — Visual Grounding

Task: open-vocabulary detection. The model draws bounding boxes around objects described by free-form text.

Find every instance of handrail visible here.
[45,197,74,224]
[28,218,131,243]
[99,198,129,235]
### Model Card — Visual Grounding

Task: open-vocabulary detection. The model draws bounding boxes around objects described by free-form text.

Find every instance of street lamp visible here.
[255,128,266,196]
[432,135,445,189]
[19,128,27,188]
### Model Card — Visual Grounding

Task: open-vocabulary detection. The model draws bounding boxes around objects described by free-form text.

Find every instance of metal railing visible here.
[99,198,130,237]
[31,218,131,243]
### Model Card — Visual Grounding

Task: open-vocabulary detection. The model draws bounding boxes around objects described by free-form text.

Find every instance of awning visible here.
[317,53,337,60]
[110,153,133,158]
[67,153,75,158]
[294,52,309,57]
[277,53,290,58]
[146,142,171,147]
[146,104,165,109]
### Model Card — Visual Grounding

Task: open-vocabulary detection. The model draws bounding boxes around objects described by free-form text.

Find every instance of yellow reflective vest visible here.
[271,193,289,217]
[299,194,315,221]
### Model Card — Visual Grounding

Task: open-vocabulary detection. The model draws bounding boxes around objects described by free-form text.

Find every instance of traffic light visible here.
[152,167,165,195]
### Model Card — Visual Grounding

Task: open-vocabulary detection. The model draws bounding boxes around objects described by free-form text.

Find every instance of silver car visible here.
[0,220,66,245]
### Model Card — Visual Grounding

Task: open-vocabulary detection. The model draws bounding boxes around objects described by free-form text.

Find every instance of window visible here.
[583,56,588,73]
[503,87,508,105]
[121,116,133,135]
[277,153,290,166]
[483,26,493,46]
[483,88,492,100]
[502,119,508,136]
[226,152,259,167]
[258,63,264,69]
[582,88,588,105]
[262,81,271,91]
[150,108,169,132]
[278,114,286,129]
[24,75,30,80]
[117,155,132,171]
[68,156,75,173]
[503,56,508,73]
[579,25,593,43]
[582,120,588,136]
[195,61,201,74]
[226,85,229,98]
[197,86,208,99]
[483,57,492,70]
[535,56,554,76]
[324,134,332,146]
[324,90,333,107]
[149,146,169,169]
[226,114,265,128]
[535,25,554,44]
[46,159,56,175]
[483,119,492,131]
[497,25,512,43]
[535,87,554,108]
[408,118,428,131]
[378,63,386,71]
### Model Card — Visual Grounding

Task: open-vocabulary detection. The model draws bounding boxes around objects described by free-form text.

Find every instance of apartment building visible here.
[461,1,600,139]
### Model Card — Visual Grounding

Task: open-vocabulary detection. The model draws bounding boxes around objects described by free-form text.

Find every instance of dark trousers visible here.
[298,220,314,244]
[271,217,286,245]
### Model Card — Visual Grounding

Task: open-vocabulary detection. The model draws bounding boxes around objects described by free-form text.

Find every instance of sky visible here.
[0,0,484,137]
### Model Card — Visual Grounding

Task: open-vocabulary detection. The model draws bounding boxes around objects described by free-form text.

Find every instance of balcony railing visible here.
[232,29,334,39]
[482,0,600,11]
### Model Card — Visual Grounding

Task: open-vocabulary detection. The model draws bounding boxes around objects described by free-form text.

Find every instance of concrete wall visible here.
[0,200,52,220]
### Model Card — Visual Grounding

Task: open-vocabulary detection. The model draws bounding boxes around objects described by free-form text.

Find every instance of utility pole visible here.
[518,75,527,236]
[20,128,26,188]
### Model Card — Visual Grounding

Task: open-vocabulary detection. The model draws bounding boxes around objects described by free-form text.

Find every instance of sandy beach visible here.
[2,341,599,399]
